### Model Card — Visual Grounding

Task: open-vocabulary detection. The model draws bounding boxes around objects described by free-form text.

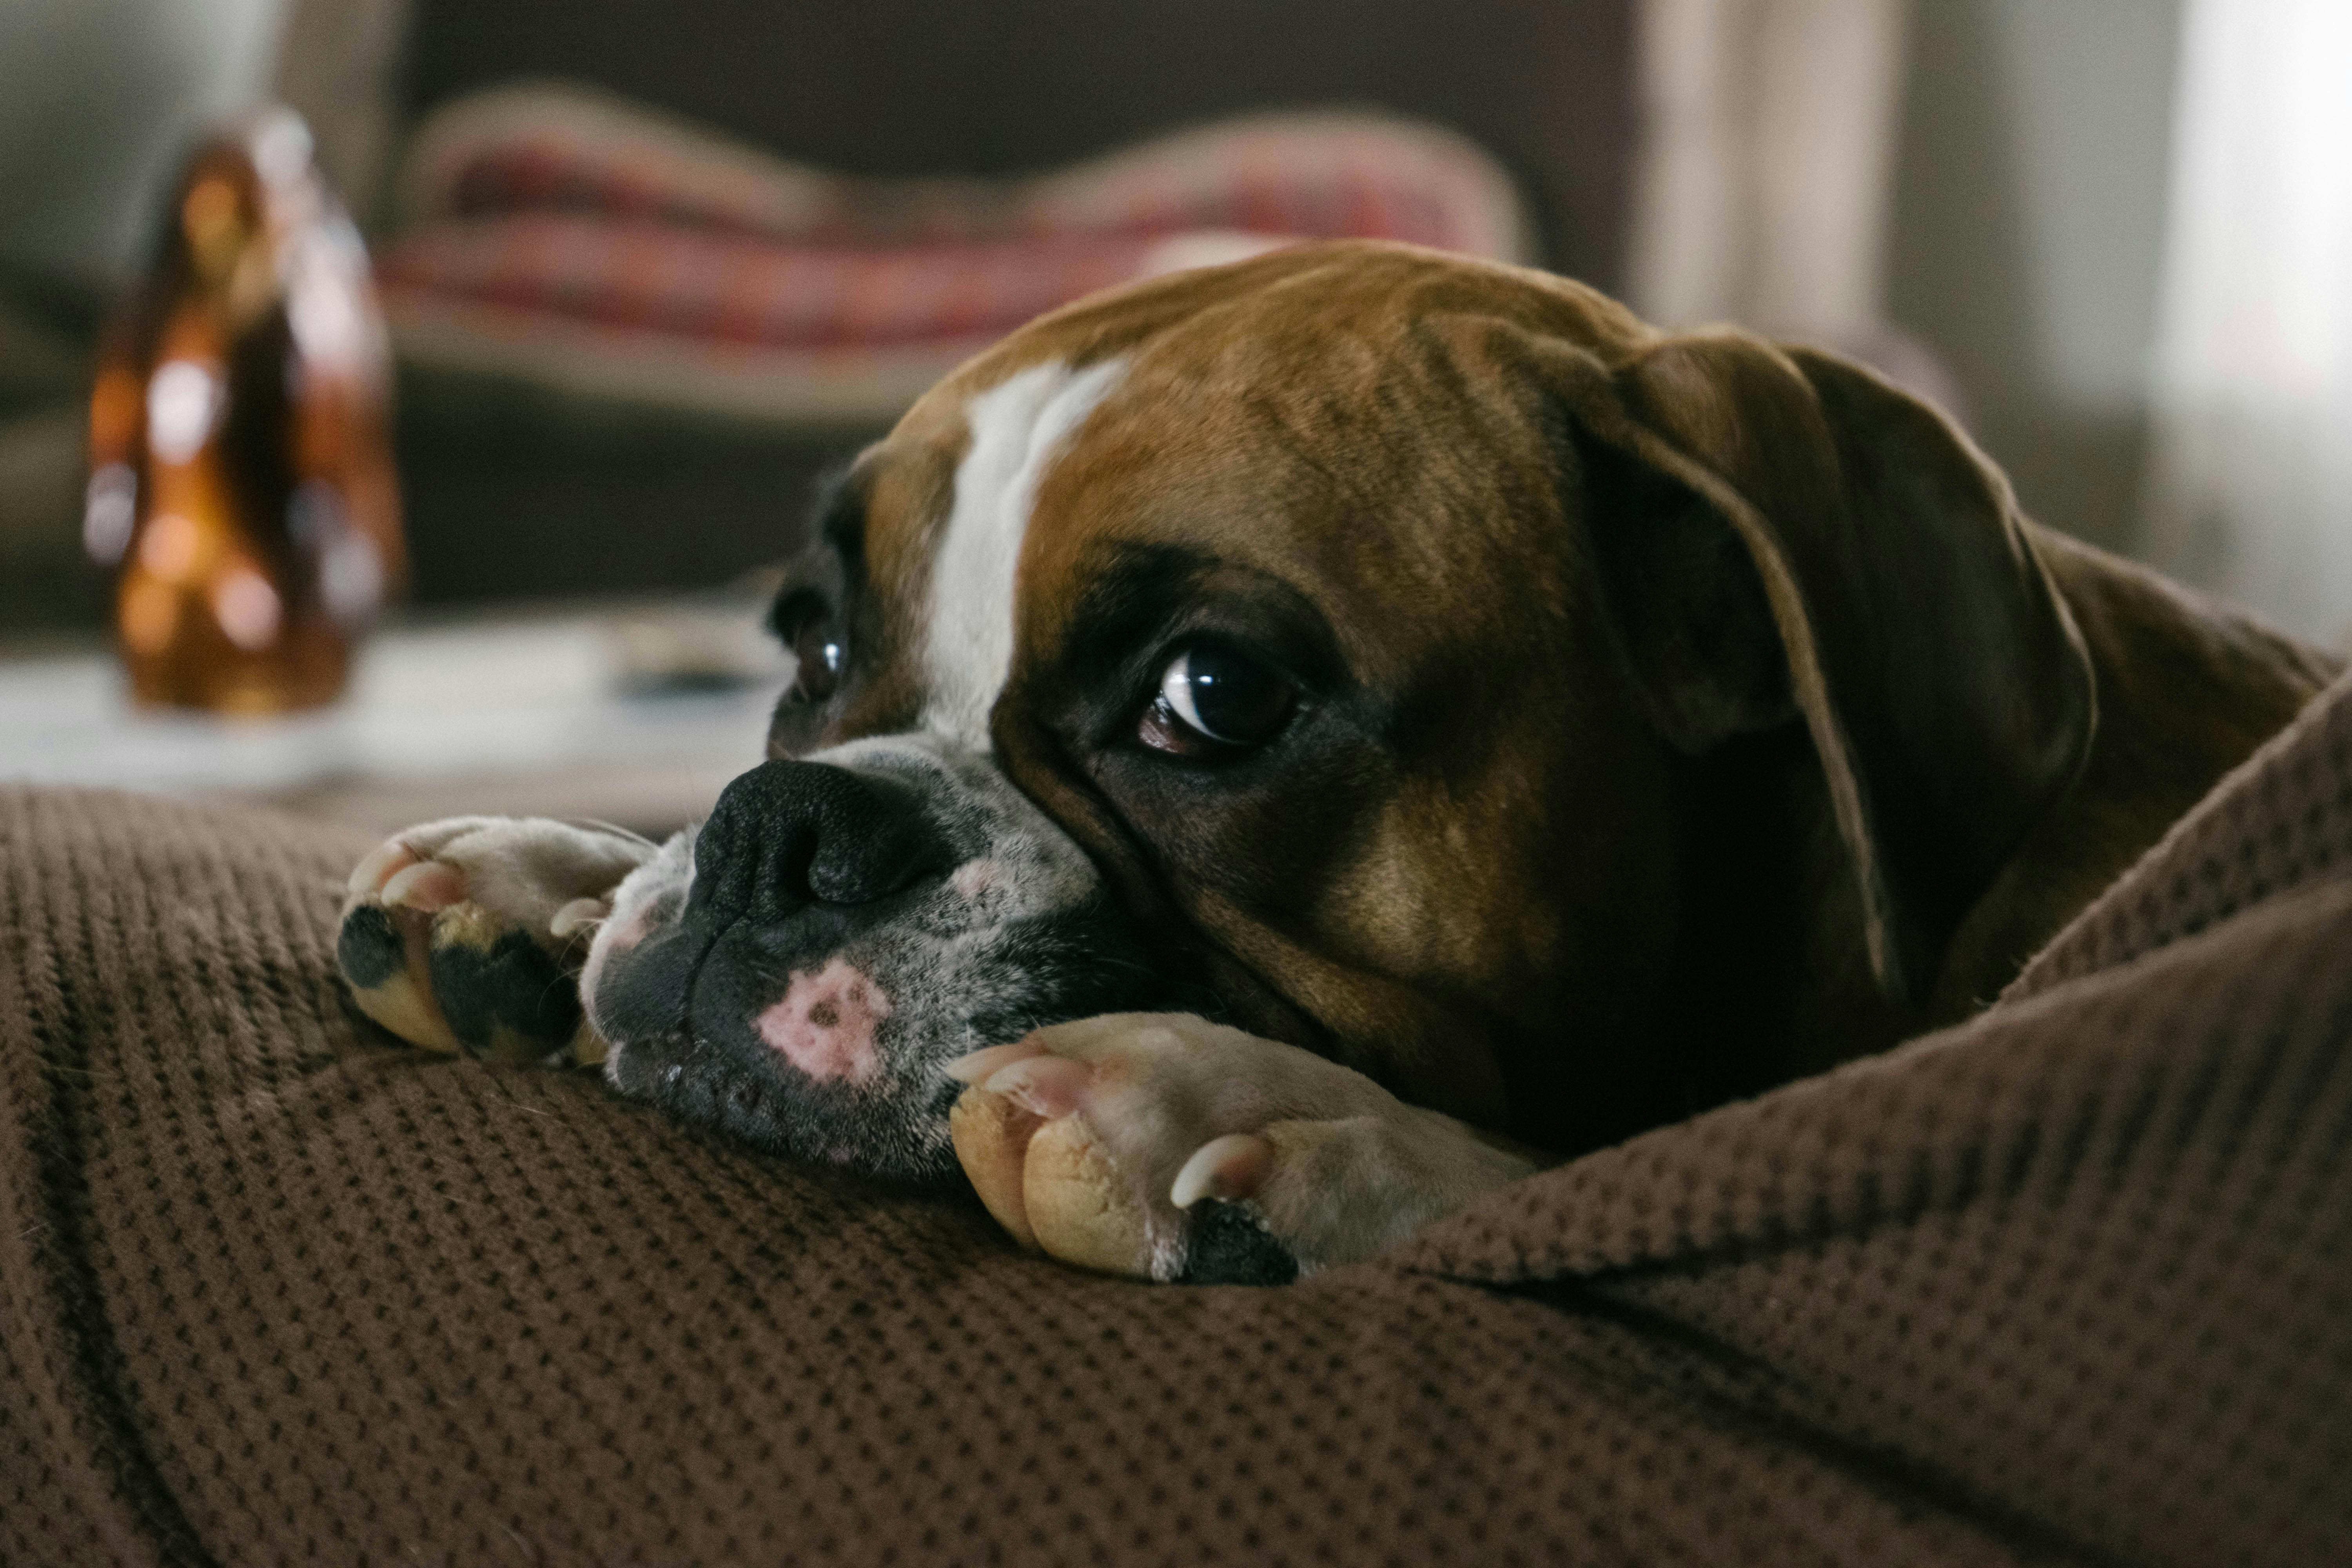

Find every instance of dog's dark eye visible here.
[1141,643,1296,756]
[784,610,846,705]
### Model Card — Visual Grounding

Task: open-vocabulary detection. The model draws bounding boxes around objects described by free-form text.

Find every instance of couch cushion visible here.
[379,90,1533,427]
[6,676,2351,1565]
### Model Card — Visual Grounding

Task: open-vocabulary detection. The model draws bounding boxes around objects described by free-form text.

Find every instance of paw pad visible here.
[336,820,637,1067]
[1176,1200,1299,1286]
[427,918,582,1064]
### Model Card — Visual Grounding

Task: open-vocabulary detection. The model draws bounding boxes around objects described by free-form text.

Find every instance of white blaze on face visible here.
[923,357,1127,750]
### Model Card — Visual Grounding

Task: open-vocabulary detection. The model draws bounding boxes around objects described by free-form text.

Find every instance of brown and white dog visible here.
[338,241,2339,1283]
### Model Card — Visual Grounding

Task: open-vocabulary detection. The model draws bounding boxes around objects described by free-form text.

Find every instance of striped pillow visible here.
[379,85,1533,425]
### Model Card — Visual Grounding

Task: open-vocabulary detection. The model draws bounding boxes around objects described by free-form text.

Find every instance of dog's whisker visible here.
[560,816,661,850]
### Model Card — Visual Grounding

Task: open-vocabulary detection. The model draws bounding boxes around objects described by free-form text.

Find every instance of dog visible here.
[338,240,2339,1283]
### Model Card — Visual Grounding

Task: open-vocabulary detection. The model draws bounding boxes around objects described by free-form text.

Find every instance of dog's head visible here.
[581,241,2095,1180]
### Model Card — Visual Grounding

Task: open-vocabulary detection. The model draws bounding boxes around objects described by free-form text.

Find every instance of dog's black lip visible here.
[611,1027,976,1198]
[592,859,1203,1182]
[673,912,737,1042]
[603,957,991,1180]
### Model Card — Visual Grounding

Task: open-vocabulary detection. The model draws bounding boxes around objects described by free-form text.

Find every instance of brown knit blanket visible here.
[7,675,2351,1566]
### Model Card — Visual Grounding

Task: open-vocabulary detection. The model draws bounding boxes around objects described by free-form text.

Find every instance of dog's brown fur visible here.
[801,241,2339,1158]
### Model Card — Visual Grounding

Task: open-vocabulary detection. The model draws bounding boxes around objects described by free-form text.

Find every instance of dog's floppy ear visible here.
[1551,330,2096,1003]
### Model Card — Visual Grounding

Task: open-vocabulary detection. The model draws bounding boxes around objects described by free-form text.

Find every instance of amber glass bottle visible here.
[87,109,404,713]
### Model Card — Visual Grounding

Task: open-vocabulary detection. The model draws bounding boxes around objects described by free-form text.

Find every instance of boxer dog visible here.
[338,241,2337,1283]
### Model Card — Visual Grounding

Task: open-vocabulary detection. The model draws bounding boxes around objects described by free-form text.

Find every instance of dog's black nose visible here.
[690,760,951,925]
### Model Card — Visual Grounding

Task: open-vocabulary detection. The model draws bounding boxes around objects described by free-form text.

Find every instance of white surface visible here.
[0,610,786,833]
[0,0,288,282]
[2145,0,2352,648]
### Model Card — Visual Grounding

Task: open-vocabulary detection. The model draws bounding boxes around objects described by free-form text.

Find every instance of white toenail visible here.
[1171,1134,1276,1209]
[982,1056,1089,1117]
[944,1040,1044,1085]
[381,861,466,912]
[551,897,610,938]
[348,840,414,895]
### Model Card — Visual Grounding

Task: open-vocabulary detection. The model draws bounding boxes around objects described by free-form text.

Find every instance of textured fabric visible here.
[2004,668,2352,999]
[7,678,2352,1565]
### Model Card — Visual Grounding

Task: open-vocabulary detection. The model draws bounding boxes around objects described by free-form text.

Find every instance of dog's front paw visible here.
[337,817,655,1065]
[946,1013,1543,1283]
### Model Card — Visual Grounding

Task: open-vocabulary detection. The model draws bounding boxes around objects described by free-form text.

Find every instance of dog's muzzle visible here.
[581,735,1178,1182]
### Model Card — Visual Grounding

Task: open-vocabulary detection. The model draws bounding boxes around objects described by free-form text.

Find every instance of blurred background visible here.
[2,0,2347,832]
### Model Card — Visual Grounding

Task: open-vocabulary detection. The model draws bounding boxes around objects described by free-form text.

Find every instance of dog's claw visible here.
[348,838,417,896]
[549,897,610,938]
[381,860,467,912]
[983,1054,1091,1118]
[944,1038,1047,1085]
[1171,1132,1276,1209]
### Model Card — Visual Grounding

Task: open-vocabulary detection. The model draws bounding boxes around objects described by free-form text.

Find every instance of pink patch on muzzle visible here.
[755,958,892,1085]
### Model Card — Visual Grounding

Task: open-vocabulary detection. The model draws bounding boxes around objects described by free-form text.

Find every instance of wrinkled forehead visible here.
[842,247,1258,739]
[842,343,1135,753]
[854,341,1352,756]
[840,246,1638,751]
